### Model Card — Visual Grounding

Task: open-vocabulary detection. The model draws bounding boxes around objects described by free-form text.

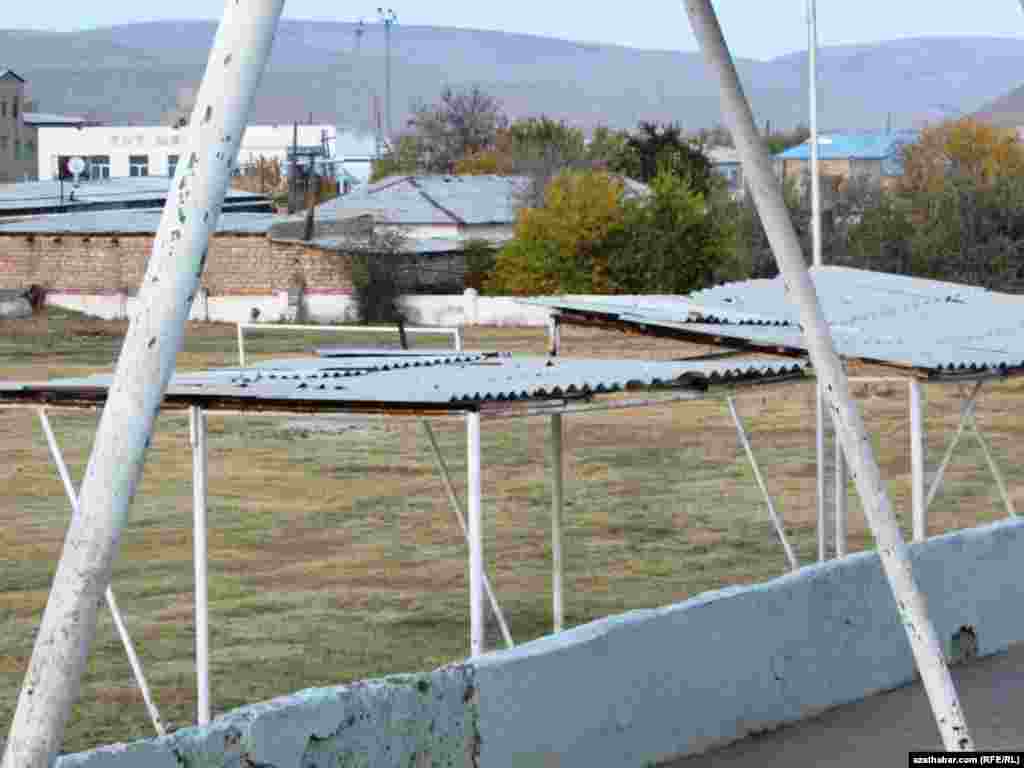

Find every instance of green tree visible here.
[370,134,423,181]
[606,170,737,294]
[407,85,508,173]
[614,121,714,195]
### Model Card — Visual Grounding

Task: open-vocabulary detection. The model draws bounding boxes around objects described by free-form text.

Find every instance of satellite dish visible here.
[68,156,86,184]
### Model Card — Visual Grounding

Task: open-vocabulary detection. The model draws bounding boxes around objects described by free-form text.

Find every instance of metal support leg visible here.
[420,421,513,648]
[466,412,484,658]
[684,0,972,750]
[970,421,1017,519]
[549,414,566,631]
[727,398,800,571]
[926,382,982,510]
[548,315,561,357]
[189,407,211,726]
[37,409,166,737]
[816,382,827,561]
[236,323,246,368]
[910,380,926,542]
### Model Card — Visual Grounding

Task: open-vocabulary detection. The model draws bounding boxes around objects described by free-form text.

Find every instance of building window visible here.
[89,155,111,180]
[11,99,17,119]
[0,136,8,152]
[167,154,180,178]
[13,140,20,160]
[25,140,35,158]
[0,101,6,118]
[129,155,149,177]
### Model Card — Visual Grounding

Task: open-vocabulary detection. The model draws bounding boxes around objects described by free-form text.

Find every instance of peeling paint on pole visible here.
[682,0,974,752]
[1,2,287,766]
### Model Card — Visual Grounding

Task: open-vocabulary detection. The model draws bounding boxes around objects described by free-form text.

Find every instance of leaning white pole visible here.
[549,414,566,632]
[684,0,973,751]
[190,406,211,726]
[466,412,484,658]
[835,415,848,557]
[37,409,166,738]
[420,421,514,648]
[910,380,927,542]
[727,398,800,571]
[2,4,285,765]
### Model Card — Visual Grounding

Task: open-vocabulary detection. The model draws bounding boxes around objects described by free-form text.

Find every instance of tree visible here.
[342,229,410,324]
[370,134,424,181]
[614,122,714,196]
[487,170,627,295]
[901,118,1024,196]
[606,170,737,294]
[407,85,509,173]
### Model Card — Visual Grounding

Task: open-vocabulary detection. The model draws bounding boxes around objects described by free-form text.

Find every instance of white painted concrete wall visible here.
[45,290,554,327]
[53,519,1024,767]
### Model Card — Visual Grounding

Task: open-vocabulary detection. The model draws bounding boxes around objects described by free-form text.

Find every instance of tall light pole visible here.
[377,7,397,145]
[807,0,828,564]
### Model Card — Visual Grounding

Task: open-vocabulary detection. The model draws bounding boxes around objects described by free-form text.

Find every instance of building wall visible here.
[36,125,346,182]
[0,232,353,296]
[0,77,37,182]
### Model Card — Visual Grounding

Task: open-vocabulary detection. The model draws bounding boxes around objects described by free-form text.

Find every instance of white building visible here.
[36,124,377,184]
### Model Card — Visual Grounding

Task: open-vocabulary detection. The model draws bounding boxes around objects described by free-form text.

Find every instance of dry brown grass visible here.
[0,310,1020,753]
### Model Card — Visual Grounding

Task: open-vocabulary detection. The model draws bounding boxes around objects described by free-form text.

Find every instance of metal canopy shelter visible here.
[0,352,807,734]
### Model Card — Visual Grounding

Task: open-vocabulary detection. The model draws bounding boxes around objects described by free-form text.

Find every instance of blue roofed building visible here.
[774,131,919,194]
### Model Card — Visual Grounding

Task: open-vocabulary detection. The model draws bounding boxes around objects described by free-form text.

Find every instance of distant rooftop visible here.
[0,209,278,236]
[0,69,26,83]
[707,147,741,165]
[23,112,90,127]
[776,132,919,161]
[0,177,273,217]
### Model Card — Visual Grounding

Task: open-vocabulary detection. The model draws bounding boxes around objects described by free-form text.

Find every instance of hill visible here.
[3,22,1024,133]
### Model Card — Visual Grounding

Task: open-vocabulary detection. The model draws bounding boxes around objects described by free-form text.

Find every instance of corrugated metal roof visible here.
[314,175,526,227]
[22,112,88,126]
[0,209,279,235]
[529,267,1024,375]
[0,355,806,412]
[775,132,918,166]
[0,177,268,207]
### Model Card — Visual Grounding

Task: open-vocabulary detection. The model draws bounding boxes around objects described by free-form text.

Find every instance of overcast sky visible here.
[4,1,1024,60]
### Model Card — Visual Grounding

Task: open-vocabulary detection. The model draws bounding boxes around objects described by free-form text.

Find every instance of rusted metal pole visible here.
[684,0,973,751]
[2,3,285,765]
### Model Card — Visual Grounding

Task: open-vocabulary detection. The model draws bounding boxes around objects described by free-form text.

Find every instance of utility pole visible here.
[684,0,974,753]
[807,0,827,564]
[1,1,286,765]
[289,120,298,214]
[378,7,397,143]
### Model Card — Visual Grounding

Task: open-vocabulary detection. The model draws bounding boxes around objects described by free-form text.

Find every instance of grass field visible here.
[1,309,1021,753]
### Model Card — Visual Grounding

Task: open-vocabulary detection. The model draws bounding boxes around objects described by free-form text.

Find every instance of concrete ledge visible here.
[52,519,1024,767]
[57,666,476,768]
[472,518,1024,766]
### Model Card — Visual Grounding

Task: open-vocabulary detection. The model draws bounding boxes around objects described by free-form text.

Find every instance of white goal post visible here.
[236,323,464,367]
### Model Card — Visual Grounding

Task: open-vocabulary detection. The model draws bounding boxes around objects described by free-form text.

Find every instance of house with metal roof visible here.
[774,131,919,193]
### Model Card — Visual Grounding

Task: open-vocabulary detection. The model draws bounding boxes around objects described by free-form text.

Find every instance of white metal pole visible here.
[550,414,566,632]
[36,409,166,738]
[466,412,484,657]
[453,327,464,353]
[926,382,983,510]
[548,315,562,357]
[190,407,211,726]
[420,421,513,648]
[816,391,827,561]
[237,323,246,367]
[910,380,927,542]
[727,398,800,571]
[970,421,1018,519]
[2,4,285,765]
[684,0,973,751]
[835,416,848,557]
[808,0,822,269]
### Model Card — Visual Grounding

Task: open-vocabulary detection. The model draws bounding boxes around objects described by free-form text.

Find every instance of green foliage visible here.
[486,169,735,295]
[407,85,508,173]
[370,135,423,182]
[614,122,714,196]
[461,239,498,291]
[344,231,409,323]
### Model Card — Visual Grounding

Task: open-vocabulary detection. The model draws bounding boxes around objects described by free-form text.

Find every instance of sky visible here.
[2,1,1024,60]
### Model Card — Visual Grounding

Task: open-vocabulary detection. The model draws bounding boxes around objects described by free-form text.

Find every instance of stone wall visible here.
[0,233,353,297]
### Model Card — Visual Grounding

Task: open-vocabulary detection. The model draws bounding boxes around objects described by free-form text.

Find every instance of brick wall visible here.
[0,233,353,295]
